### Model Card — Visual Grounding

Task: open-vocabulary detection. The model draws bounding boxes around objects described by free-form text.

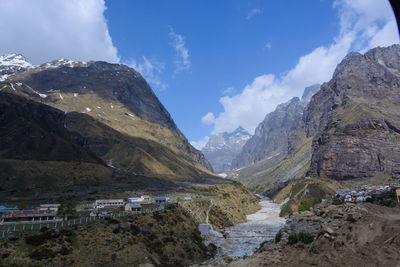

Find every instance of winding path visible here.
[205,199,213,227]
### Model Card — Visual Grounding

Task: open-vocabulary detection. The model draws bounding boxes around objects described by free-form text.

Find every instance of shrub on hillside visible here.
[298,201,311,212]
[105,217,120,224]
[298,232,315,244]
[192,231,203,243]
[25,232,52,246]
[287,233,298,245]
[275,229,282,243]
[287,232,314,245]
[332,198,343,205]
[380,200,396,207]
[29,248,55,260]
[130,224,141,235]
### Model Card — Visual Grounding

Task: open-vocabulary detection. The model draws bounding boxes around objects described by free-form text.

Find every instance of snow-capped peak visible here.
[39,58,87,69]
[0,53,34,81]
[0,54,33,68]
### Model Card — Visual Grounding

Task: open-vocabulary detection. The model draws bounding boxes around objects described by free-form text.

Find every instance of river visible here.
[202,197,285,261]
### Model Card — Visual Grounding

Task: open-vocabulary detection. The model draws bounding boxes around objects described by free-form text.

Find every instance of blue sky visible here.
[104,0,339,141]
[103,0,398,148]
[0,0,398,149]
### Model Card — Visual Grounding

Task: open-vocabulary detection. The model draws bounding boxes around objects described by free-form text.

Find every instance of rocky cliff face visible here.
[307,45,400,180]
[0,55,213,181]
[202,127,251,172]
[231,84,319,169]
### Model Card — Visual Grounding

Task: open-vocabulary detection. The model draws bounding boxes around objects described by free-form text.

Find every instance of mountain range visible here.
[0,54,215,196]
[224,45,400,204]
[201,126,251,173]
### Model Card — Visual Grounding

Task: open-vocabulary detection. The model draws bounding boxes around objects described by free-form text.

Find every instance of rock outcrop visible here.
[233,45,400,195]
[232,84,319,169]
[307,45,400,180]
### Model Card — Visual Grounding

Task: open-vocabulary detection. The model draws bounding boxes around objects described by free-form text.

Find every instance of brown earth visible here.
[0,206,216,267]
[217,202,400,267]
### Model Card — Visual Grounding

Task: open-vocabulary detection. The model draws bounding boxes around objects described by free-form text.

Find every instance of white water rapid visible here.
[202,197,285,262]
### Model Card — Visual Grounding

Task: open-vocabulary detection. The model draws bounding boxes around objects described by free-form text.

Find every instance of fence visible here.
[0,206,165,239]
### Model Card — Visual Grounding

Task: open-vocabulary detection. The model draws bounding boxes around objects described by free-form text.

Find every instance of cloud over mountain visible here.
[201,0,399,135]
[0,0,119,65]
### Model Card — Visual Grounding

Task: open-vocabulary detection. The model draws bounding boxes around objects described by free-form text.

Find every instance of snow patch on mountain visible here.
[202,126,252,172]
[0,54,33,81]
[0,54,33,68]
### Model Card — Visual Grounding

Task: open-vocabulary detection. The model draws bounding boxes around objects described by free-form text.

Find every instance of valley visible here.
[1,42,400,267]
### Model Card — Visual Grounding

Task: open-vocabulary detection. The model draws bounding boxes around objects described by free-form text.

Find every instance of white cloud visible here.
[204,0,399,135]
[222,87,236,95]
[190,136,210,150]
[368,19,399,49]
[264,42,272,49]
[129,56,166,91]
[0,0,119,65]
[169,28,191,74]
[201,112,215,125]
[246,8,262,20]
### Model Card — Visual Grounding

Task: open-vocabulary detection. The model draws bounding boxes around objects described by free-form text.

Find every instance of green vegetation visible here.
[380,200,396,207]
[29,248,55,260]
[222,193,231,198]
[2,205,215,266]
[259,241,269,249]
[298,201,312,212]
[275,229,283,243]
[332,198,344,205]
[105,217,120,224]
[276,178,337,217]
[25,232,52,246]
[192,231,203,243]
[287,233,299,245]
[298,232,315,243]
[57,201,79,220]
[287,232,315,245]
[309,245,319,254]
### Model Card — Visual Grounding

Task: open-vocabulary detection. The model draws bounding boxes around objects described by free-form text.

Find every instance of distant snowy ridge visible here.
[0,54,33,81]
[0,53,87,82]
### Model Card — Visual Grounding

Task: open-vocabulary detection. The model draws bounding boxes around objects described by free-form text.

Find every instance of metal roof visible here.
[154,196,168,200]
[2,210,56,218]
[126,203,142,208]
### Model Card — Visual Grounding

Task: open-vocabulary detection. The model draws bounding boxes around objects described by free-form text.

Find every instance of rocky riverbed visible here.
[201,198,285,262]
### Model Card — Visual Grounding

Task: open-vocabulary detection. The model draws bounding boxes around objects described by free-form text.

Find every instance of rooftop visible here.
[2,210,56,218]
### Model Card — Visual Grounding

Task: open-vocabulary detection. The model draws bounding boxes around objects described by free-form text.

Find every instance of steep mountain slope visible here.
[228,85,319,190]
[0,56,213,181]
[202,127,251,172]
[0,92,113,193]
[307,45,400,180]
[235,45,400,204]
[231,84,319,170]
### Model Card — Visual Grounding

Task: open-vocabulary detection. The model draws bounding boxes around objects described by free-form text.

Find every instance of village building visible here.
[94,199,124,208]
[0,210,58,224]
[128,197,143,203]
[39,204,61,212]
[124,203,142,212]
[335,184,400,203]
[154,196,170,204]
[141,195,151,201]
[0,206,19,217]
